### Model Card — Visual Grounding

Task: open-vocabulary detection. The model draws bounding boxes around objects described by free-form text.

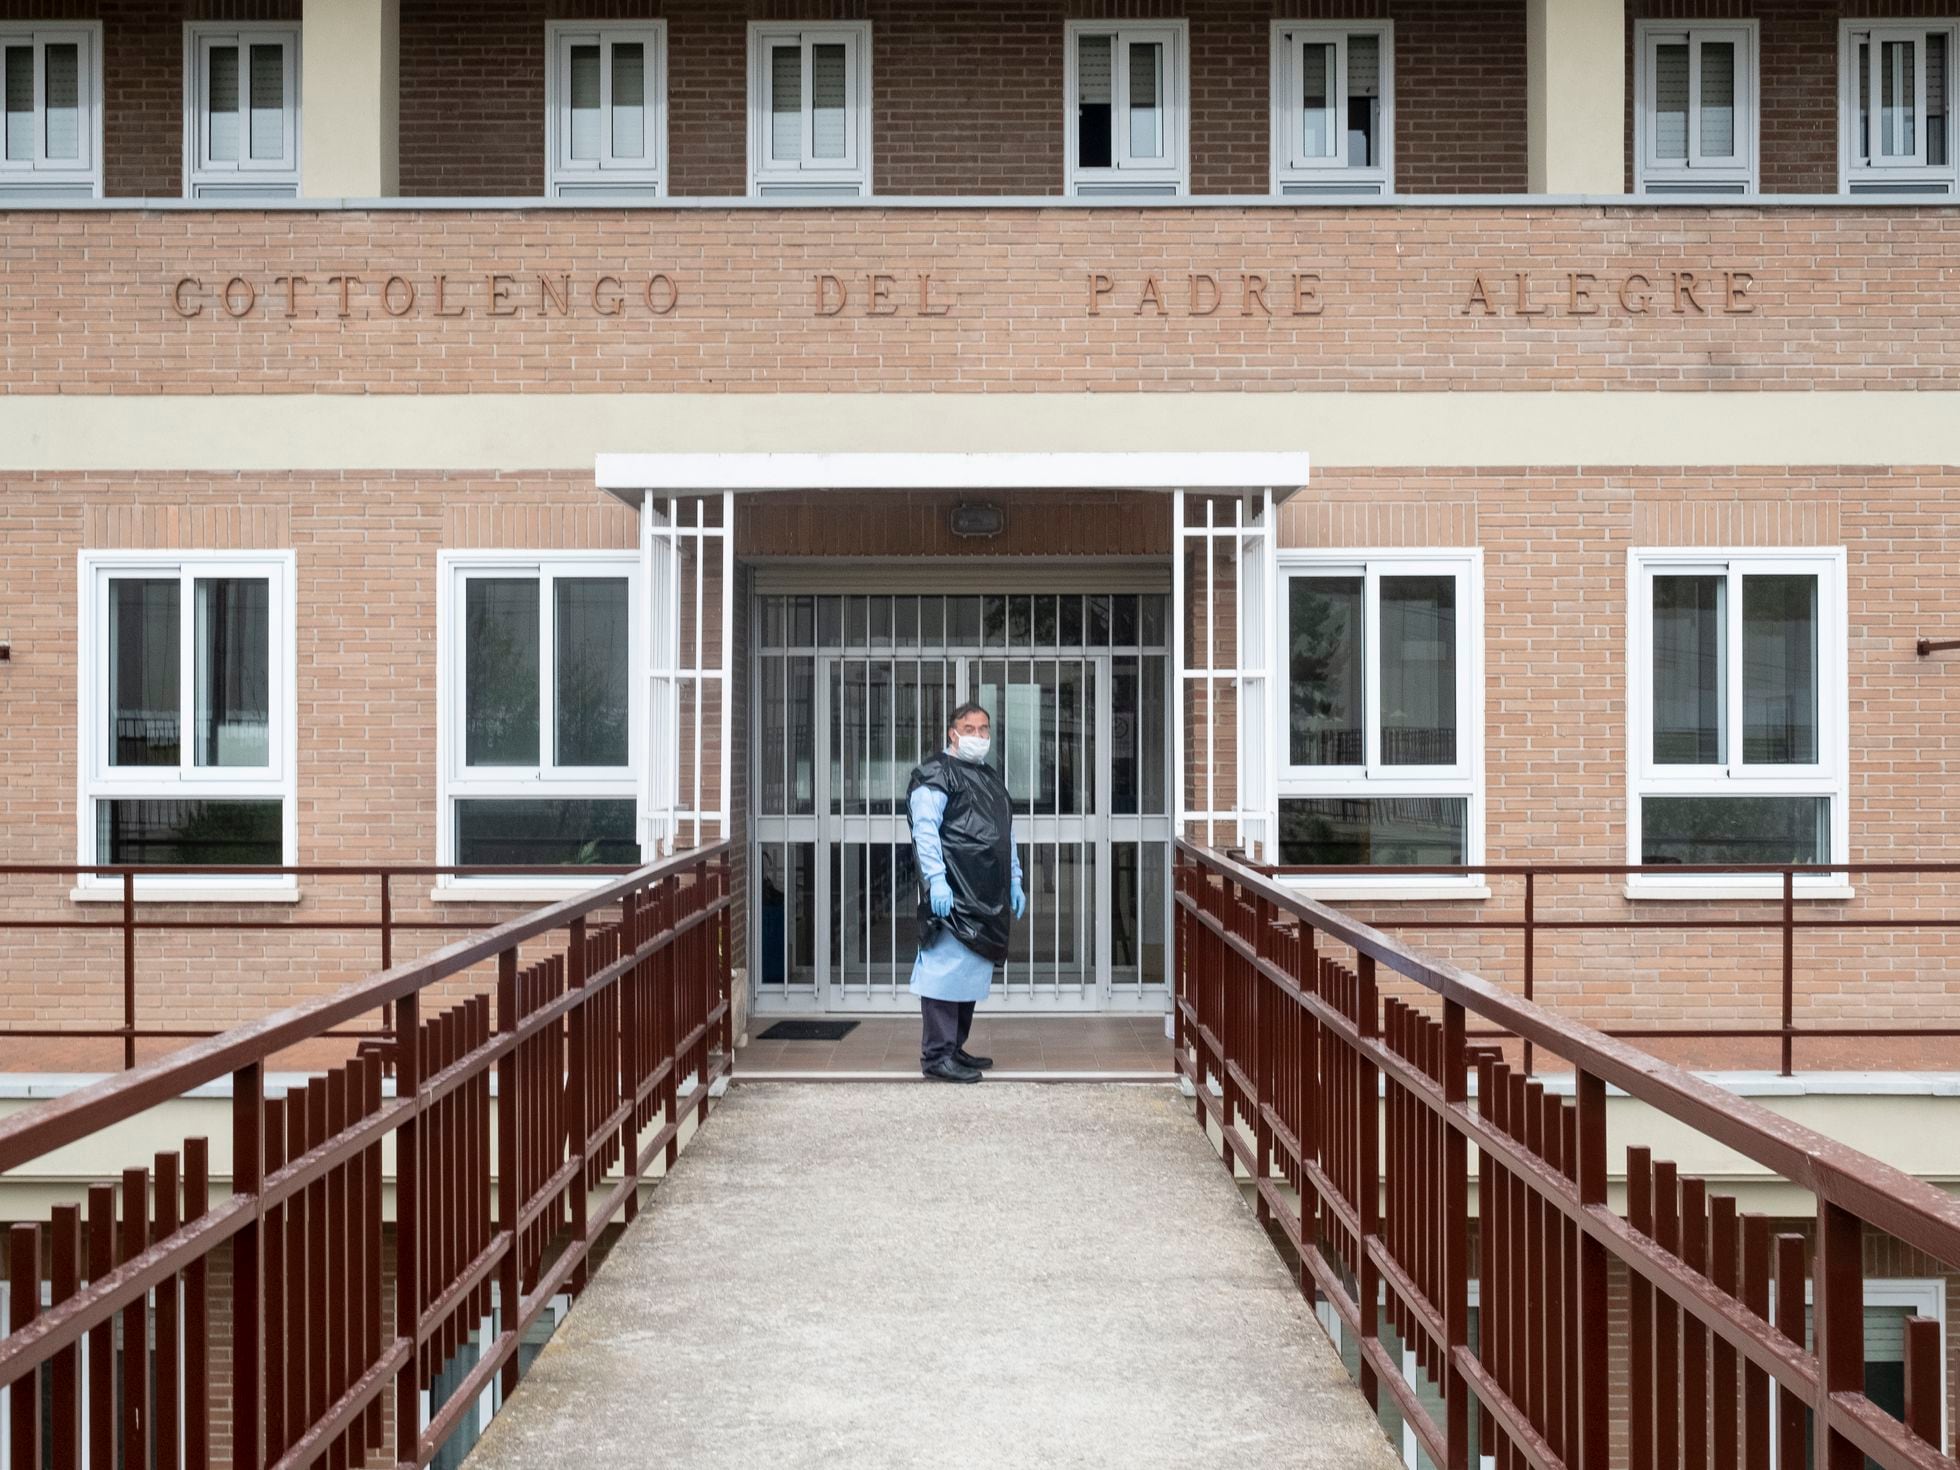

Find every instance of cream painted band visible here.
[4,392,1959,473]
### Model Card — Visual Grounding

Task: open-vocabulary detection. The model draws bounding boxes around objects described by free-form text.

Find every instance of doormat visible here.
[758,1020,861,1042]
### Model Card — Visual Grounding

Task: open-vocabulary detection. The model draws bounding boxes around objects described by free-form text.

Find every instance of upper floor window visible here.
[1635,22,1758,194]
[1841,20,1956,195]
[547,22,666,198]
[1278,550,1484,893]
[184,24,300,199]
[78,551,297,896]
[1066,21,1187,196]
[1628,548,1848,897]
[1271,21,1393,195]
[439,552,642,888]
[0,23,100,200]
[748,23,871,197]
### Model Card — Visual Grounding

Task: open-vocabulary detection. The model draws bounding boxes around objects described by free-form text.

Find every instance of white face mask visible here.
[954,733,991,763]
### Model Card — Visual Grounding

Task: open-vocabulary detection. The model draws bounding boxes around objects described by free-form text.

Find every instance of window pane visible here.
[110,579,180,767]
[611,41,645,159]
[1654,42,1690,160]
[1300,40,1335,158]
[1880,38,1916,158]
[3,47,30,161]
[1380,576,1456,765]
[568,43,601,160]
[194,578,270,768]
[454,798,639,866]
[97,798,282,866]
[248,43,284,161]
[1699,40,1736,158]
[554,577,629,767]
[770,43,801,161]
[1640,796,1829,865]
[1077,34,1113,168]
[207,44,240,163]
[1858,38,1872,162]
[1742,575,1818,764]
[1128,40,1163,159]
[465,578,540,766]
[1346,33,1381,167]
[44,41,79,161]
[1279,797,1468,866]
[1652,575,1725,764]
[1289,577,1363,766]
[1930,33,1948,166]
[811,42,847,159]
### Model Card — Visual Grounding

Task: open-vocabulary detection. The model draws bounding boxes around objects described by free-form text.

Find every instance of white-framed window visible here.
[437,552,643,892]
[1627,548,1849,899]
[1768,1277,1949,1461]
[1840,20,1956,195]
[183,23,300,199]
[0,22,102,200]
[1270,21,1393,195]
[1635,21,1758,194]
[1275,550,1484,896]
[746,22,871,197]
[546,21,667,198]
[75,551,298,899]
[1065,20,1188,196]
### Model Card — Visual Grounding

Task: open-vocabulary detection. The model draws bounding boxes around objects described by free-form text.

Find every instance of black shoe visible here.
[922,1057,982,1083]
[954,1048,994,1070]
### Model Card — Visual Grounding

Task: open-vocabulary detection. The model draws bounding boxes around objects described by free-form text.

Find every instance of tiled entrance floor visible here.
[736,1014,1174,1078]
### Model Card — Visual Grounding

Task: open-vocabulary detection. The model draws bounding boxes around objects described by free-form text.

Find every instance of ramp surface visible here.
[469,1082,1403,1470]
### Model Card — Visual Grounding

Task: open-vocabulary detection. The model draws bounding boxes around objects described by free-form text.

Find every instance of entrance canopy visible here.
[595,450,1310,502]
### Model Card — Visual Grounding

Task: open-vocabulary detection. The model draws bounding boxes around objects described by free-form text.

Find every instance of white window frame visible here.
[182,22,301,199]
[746,21,872,198]
[436,551,644,897]
[0,22,103,199]
[545,20,668,198]
[1269,20,1394,195]
[1767,1277,1949,1461]
[75,550,298,902]
[1064,19,1189,196]
[1626,547,1850,901]
[1273,549,1486,901]
[1839,19,1958,195]
[1634,21,1759,194]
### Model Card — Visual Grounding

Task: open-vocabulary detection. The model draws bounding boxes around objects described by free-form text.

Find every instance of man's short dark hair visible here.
[947,702,990,734]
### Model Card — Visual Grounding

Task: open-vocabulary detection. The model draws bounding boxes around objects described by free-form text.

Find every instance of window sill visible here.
[70,883,301,905]
[1622,880,1856,902]
[1276,879,1492,904]
[429,880,615,905]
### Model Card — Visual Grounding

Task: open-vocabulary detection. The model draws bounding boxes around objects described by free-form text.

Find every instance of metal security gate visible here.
[752,591,1172,1013]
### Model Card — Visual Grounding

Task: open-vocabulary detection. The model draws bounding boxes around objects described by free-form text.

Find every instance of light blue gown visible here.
[906,783,1023,1003]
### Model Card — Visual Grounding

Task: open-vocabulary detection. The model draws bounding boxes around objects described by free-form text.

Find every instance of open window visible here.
[0,23,100,200]
[1271,21,1392,195]
[547,22,666,198]
[1635,22,1758,194]
[1627,548,1849,898]
[1066,21,1187,196]
[184,23,299,198]
[1841,20,1956,195]
[747,22,872,197]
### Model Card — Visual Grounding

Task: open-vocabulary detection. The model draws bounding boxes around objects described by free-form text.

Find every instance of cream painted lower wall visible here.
[4,392,1959,472]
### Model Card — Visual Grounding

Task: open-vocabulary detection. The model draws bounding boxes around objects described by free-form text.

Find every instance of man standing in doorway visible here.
[906,702,1026,1082]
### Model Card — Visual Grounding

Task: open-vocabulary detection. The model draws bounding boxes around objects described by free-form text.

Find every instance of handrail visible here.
[0,841,735,1470]
[1174,838,1959,1470]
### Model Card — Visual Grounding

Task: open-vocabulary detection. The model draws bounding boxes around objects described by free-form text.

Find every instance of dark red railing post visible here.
[380,872,395,1043]
[48,1205,80,1470]
[567,915,590,1292]
[184,1139,210,1470]
[1521,870,1535,1077]
[1741,1214,1772,1470]
[1813,1201,1864,1470]
[1442,997,1471,1470]
[1575,1069,1611,1470]
[1903,1315,1941,1449]
[1252,895,1275,1225]
[1780,868,1796,1077]
[392,989,422,1466]
[231,1061,264,1470]
[496,945,522,1399]
[1774,1233,1808,1470]
[9,1223,39,1470]
[123,869,137,1070]
[1354,952,1380,1411]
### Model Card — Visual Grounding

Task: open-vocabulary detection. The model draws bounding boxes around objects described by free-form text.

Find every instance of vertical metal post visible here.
[8,1224,40,1470]
[1575,1069,1610,1470]
[1780,868,1795,1077]
[1355,952,1380,1411]
[392,991,421,1466]
[1812,1201,1863,1470]
[496,946,522,1398]
[123,869,137,1070]
[1521,871,1535,1077]
[1442,997,1471,1470]
[231,1061,264,1470]
[567,916,590,1291]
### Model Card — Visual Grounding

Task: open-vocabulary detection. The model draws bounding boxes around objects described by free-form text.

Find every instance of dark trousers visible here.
[920,997,976,1065]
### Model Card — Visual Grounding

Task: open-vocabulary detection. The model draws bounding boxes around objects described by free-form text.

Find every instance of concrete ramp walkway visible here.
[469,1083,1403,1470]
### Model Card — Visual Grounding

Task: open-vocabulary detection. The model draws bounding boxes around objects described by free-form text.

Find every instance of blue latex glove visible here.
[929,876,955,918]
[1011,877,1027,920]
